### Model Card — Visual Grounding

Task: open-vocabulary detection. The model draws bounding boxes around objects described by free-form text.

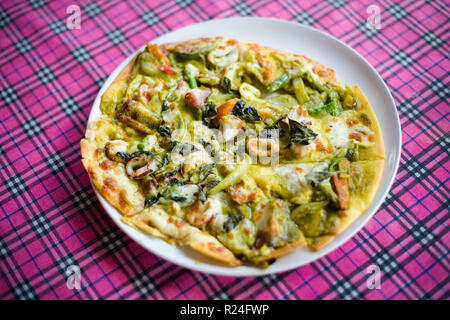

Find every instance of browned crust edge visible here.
[137,208,242,266]
[351,84,386,160]
[80,138,145,216]
[121,216,169,240]
[255,237,307,262]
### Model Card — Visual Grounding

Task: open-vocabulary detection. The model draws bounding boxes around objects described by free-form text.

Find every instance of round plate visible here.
[87,17,401,276]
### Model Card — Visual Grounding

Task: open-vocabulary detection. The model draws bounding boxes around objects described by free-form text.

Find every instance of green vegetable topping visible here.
[223,77,239,94]
[293,77,307,104]
[144,195,161,207]
[202,102,218,127]
[305,171,332,186]
[114,151,155,162]
[168,53,177,67]
[232,100,262,122]
[308,101,340,117]
[158,122,172,137]
[317,179,339,206]
[266,72,291,93]
[223,215,244,233]
[184,64,198,88]
[301,70,324,91]
[172,143,199,156]
[346,143,360,162]
[175,51,202,60]
[291,201,328,237]
[197,179,220,202]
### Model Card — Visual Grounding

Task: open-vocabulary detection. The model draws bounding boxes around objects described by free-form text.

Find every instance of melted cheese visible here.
[324,111,375,150]
[275,162,328,194]
[326,115,352,148]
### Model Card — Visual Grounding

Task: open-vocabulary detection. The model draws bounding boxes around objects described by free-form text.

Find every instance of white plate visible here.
[87,17,401,276]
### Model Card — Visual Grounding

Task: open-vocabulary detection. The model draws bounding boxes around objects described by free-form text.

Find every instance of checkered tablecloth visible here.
[0,0,448,300]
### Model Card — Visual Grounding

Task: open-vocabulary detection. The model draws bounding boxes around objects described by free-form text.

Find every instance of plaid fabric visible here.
[0,0,448,300]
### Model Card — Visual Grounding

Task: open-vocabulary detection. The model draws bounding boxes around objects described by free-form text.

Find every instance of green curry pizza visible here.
[81,37,385,267]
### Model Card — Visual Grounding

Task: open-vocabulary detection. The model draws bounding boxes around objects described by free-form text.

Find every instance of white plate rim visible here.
[86,17,402,277]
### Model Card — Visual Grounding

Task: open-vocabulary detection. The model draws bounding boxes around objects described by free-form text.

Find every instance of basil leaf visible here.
[223,215,244,233]
[223,77,239,94]
[233,100,262,122]
[198,163,216,181]
[288,118,317,146]
[170,195,187,202]
[144,194,161,207]
[115,151,148,162]
[305,171,332,186]
[159,123,171,137]
[172,143,198,155]
[197,179,220,203]
[164,168,180,178]
[160,154,170,167]
[202,102,218,127]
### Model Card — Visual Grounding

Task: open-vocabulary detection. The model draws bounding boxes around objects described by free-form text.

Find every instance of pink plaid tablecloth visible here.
[0,0,448,300]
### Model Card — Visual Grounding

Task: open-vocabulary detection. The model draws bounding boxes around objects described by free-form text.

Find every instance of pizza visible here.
[81,37,385,267]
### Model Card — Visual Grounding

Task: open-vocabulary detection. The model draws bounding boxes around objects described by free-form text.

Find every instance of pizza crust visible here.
[351,85,386,160]
[80,138,145,216]
[122,216,169,240]
[161,36,238,52]
[255,237,307,262]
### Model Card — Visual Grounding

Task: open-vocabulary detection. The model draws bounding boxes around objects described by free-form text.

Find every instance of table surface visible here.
[0,0,448,300]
